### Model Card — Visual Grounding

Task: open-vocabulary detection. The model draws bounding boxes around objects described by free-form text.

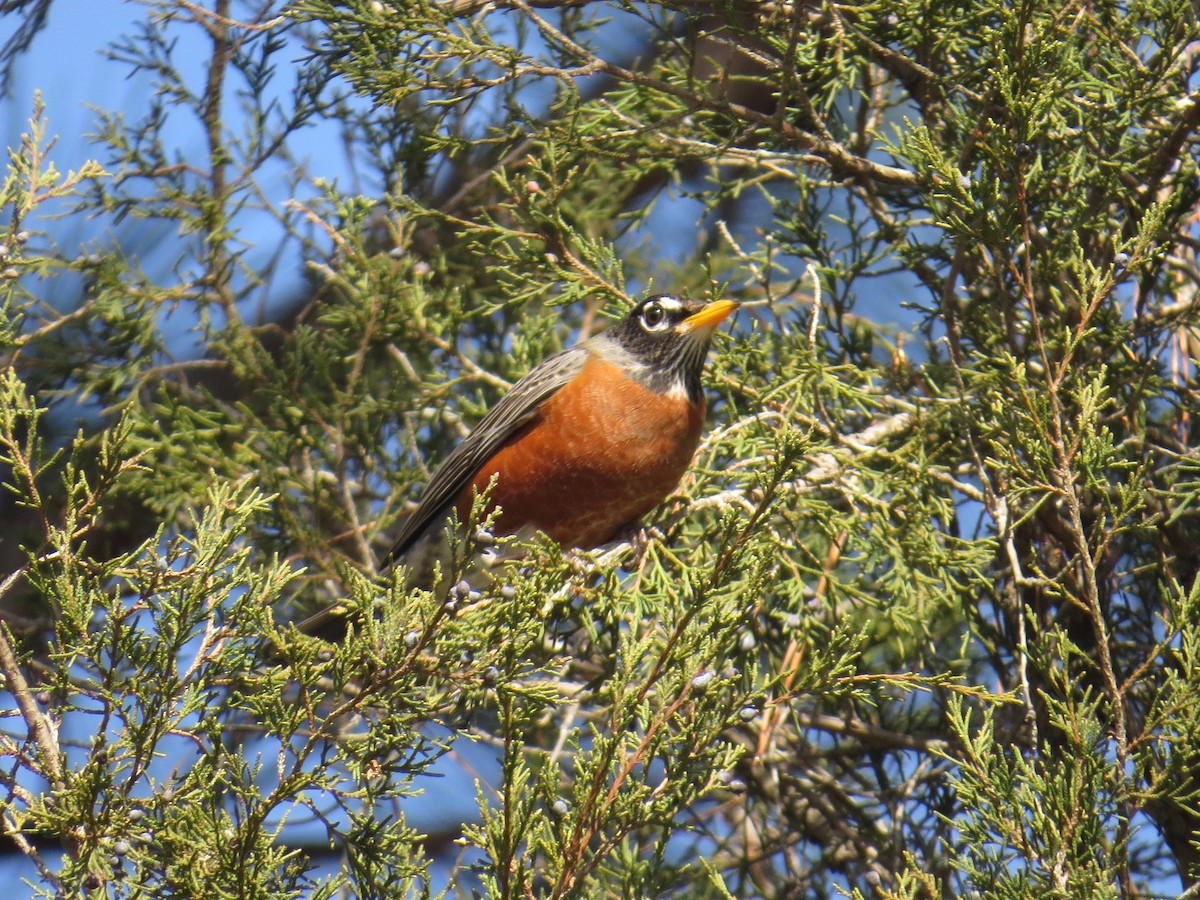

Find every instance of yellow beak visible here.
[675,299,740,336]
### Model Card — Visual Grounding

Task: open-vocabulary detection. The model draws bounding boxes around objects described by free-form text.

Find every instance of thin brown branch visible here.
[0,617,64,792]
[509,0,920,188]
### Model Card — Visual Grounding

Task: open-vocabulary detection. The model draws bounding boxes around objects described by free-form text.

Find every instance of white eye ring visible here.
[639,299,674,332]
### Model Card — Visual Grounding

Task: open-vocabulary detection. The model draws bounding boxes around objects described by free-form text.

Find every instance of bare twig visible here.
[509,0,920,188]
[0,617,64,792]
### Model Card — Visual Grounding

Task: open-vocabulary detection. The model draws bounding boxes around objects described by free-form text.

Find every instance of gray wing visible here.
[383,344,590,566]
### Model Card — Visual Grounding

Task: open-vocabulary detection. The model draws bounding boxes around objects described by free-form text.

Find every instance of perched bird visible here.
[299,294,738,637]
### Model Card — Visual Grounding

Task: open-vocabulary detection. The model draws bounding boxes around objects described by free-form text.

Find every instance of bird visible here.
[298,294,738,638]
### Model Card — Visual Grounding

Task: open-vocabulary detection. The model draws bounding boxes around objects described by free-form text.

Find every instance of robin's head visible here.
[592,295,739,403]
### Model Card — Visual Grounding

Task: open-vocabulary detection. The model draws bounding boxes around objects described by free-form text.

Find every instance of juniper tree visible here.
[3,1,1200,897]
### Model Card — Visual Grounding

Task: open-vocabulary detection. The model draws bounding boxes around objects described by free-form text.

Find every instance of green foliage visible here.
[4,0,1200,897]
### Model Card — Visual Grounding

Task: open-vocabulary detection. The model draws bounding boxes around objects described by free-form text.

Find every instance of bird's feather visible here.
[384,343,591,565]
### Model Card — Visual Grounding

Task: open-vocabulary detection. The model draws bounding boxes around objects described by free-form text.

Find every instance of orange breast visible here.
[457,356,705,548]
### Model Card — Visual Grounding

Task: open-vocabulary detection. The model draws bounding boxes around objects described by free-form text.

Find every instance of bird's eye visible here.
[640,301,669,332]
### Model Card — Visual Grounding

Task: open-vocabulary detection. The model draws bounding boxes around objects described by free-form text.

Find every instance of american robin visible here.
[299,294,738,637]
